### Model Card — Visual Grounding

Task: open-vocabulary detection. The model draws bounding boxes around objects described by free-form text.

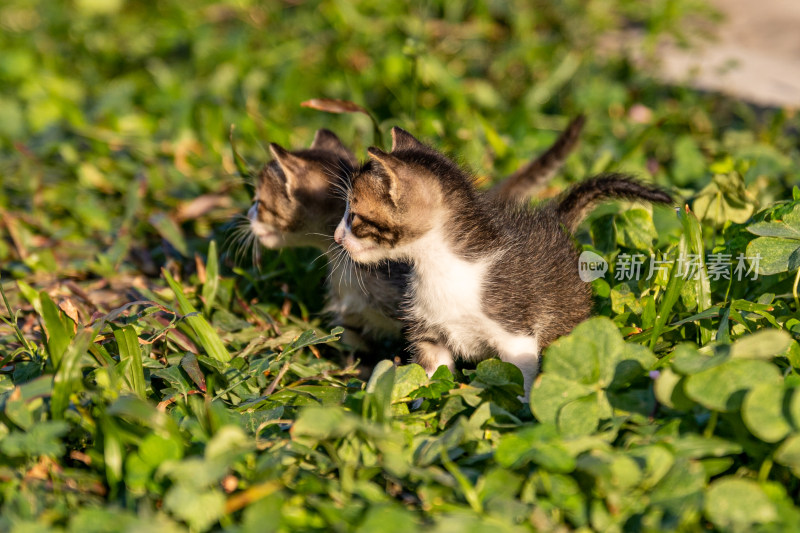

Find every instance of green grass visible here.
[2,0,800,531]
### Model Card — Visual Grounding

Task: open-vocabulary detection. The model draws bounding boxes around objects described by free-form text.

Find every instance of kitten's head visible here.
[248,129,356,250]
[334,127,471,263]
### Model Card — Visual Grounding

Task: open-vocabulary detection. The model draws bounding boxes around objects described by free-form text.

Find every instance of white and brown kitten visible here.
[334,127,672,397]
[246,121,584,349]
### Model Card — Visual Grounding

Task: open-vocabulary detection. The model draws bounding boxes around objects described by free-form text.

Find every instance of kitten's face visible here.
[248,161,306,249]
[247,130,356,251]
[334,129,445,264]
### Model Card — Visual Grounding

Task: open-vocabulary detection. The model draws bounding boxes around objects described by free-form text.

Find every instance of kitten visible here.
[246,120,584,349]
[246,129,406,347]
[333,127,672,398]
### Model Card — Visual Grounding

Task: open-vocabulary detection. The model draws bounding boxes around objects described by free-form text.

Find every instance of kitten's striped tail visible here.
[555,174,673,232]
[489,115,585,202]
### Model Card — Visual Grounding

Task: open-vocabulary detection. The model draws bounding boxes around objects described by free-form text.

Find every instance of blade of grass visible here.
[113,325,146,399]
[683,206,713,344]
[51,327,99,419]
[202,240,219,317]
[16,280,43,317]
[163,269,230,362]
[649,242,688,350]
[40,291,73,368]
[0,274,37,358]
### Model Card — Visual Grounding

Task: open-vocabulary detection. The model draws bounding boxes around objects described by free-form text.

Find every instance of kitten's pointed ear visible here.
[310,129,356,163]
[269,143,305,193]
[367,147,403,207]
[391,127,426,152]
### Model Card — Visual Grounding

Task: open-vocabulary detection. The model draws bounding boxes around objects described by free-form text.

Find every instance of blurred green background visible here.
[2,0,797,298]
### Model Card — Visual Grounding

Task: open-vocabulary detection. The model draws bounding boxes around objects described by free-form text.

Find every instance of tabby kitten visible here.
[247,120,584,349]
[246,129,405,347]
[334,127,671,397]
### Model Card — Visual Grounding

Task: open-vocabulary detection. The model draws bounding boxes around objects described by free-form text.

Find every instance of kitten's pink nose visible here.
[334,223,345,245]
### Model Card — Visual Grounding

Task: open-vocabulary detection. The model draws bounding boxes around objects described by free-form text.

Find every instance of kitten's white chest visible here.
[410,246,495,357]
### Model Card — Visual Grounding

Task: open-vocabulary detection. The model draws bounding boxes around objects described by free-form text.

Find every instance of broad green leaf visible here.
[473,359,524,387]
[206,425,251,459]
[671,344,727,375]
[746,237,800,275]
[785,204,800,225]
[576,450,642,491]
[789,246,800,271]
[628,445,674,489]
[648,459,705,519]
[775,435,800,477]
[615,208,657,249]
[533,317,654,429]
[747,221,800,239]
[40,291,72,368]
[164,485,225,532]
[608,343,656,389]
[685,359,782,412]
[669,434,743,458]
[557,394,600,436]
[742,383,791,443]
[495,425,575,473]
[291,406,359,440]
[139,433,184,469]
[364,360,395,422]
[392,364,428,401]
[731,329,792,359]
[531,373,592,424]
[693,172,755,225]
[543,317,619,385]
[654,368,694,410]
[705,478,778,530]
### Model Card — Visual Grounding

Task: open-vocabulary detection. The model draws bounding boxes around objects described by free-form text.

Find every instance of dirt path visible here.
[636,0,800,108]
